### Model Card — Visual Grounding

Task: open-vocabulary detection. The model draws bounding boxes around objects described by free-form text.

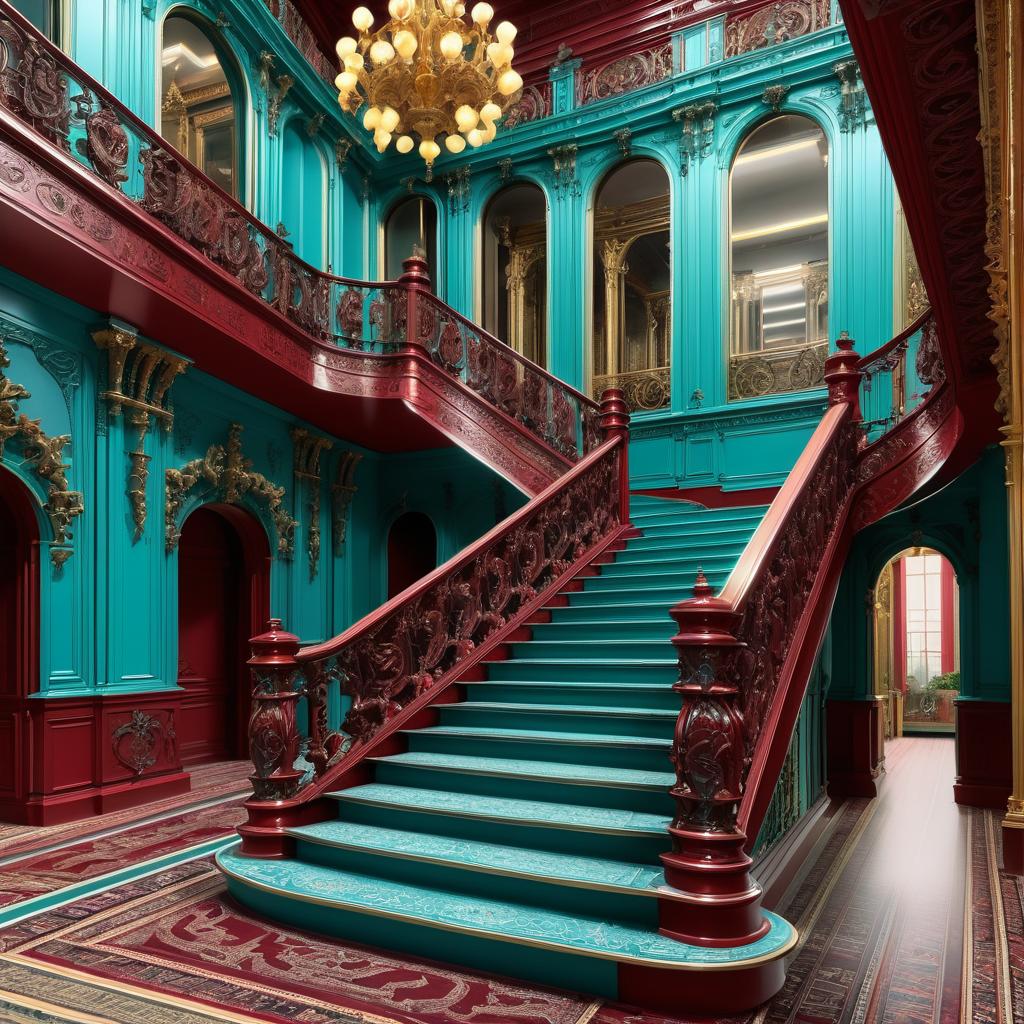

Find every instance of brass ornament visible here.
[332,450,363,555]
[291,426,333,580]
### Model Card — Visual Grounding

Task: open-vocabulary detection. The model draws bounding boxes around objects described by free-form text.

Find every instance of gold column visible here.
[600,238,631,379]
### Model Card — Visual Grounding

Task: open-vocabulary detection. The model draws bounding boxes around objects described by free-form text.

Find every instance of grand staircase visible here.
[219,496,797,1006]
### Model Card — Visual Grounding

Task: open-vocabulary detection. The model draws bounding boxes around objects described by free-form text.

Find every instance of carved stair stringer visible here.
[238,390,633,858]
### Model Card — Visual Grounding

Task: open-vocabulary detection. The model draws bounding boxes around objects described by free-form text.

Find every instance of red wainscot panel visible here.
[954,699,1011,809]
[826,697,886,799]
[3,692,191,826]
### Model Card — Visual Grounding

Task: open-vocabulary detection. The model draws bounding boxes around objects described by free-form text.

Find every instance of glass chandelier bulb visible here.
[483,121,497,142]
[336,70,358,92]
[466,127,484,147]
[445,134,466,153]
[352,7,374,32]
[396,135,415,153]
[336,36,358,59]
[439,31,463,60]
[487,41,513,67]
[343,51,364,71]
[454,2,466,14]
[419,139,441,163]
[374,130,393,153]
[370,40,396,64]
[471,3,493,25]
[495,20,517,44]
[388,0,412,18]
[393,29,418,59]
[363,106,382,130]
[440,0,458,12]
[480,101,502,124]
[496,68,522,95]
[379,106,401,133]
[455,104,478,132]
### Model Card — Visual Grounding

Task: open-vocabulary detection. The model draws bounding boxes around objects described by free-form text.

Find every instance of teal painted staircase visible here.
[220,496,797,1006]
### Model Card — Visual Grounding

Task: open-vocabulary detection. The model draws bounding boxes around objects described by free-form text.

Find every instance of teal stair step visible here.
[464,680,678,711]
[485,658,678,684]
[549,601,682,622]
[439,701,675,740]
[529,618,676,640]
[331,783,671,838]
[629,521,759,541]
[614,541,749,563]
[568,585,719,604]
[629,502,767,522]
[404,723,671,773]
[598,553,739,575]
[616,531,754,550]
[581,572,726,593]
[219,846,797,993]
[367,751,676,790]
[505,639,676,661]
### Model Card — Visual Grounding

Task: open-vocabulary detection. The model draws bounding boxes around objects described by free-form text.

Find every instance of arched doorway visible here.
[176,505,269,765]
[0,469,39,817]
[591,159,671,411]
[384,195,438,280]
[482,183,548,366]
[387,512,437,599]
[873,547,959,736]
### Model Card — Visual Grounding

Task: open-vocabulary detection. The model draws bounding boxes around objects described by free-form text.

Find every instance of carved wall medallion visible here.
[93,322,188,541]
[0,338,83,565]
[111,709,175,776]
[291,426,333,580]
[165,423,297,556]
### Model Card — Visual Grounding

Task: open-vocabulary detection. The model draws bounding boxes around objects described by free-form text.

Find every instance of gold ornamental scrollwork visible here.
[0,337,83,567]
[93,322,188,541]
[332,450,362,556]
[165,423,297,557]
[291,426,333,580]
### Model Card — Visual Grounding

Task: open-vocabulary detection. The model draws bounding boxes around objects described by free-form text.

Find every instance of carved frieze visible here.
[725,0,831,57]
[576,43,673,107]
[0,337,83,566]
[165,423,297,556]
[291,426,333,580]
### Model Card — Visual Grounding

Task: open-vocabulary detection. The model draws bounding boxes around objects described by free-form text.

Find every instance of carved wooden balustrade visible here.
[0,1,599,469]
[238,390,631,857]
[660,317,954,948]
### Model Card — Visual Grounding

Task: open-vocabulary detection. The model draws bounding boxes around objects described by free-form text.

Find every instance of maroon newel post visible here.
[398,250,432,357]
[825,331,862,416]
[598,387,631,524]
[660,572,768,947]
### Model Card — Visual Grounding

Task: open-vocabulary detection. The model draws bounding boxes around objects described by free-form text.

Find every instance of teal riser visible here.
[579,573,724,594]
[609,539,750,560]
[565,586,718,606]
[505,640,675,662]
[372,761,674,814]
[333,798,672,862]
[596,557,735,578]
[295,841,661,929]
[529,620,676,641]
[404,730,671,772]
[463,682,678,711]
[484,660,677,684]
[438,706,674,740]
[547,603,679,623]
[224,875,621,998]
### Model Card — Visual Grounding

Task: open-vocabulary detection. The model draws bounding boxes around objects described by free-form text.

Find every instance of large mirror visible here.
[482,184,548,366]
[160,14,242,200]
[729,114,829,401]
[592,160,671,412]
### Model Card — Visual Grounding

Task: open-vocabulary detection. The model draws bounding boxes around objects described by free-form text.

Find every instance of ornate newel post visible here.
[246,618,304,803]
[824,331,862,416]
[661,572,768,946]
[398,250,432,357]
[599,387,631,524]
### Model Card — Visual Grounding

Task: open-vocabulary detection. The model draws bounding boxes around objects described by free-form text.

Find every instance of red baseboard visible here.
[632,484,781,509]
[1003,823,1024,875]
[954,781,1011,809]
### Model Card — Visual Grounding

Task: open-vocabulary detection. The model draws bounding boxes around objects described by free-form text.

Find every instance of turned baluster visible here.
[599,387,631,524]
[661,571,769,946]
[246,618,304,802]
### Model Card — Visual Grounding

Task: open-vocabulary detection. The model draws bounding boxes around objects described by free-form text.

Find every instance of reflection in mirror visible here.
[591,160,671,412]
[160,14,241,199]
[385,196,437,280]
[483,184,547,367]
[729,114,829,401]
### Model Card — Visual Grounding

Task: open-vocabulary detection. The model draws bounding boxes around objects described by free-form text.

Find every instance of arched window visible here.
[482,183,547,367]
[11,0,60,41]
[729,115,829,401]
[592,160,671,412]
[160,13,243,200]
[281,122,326,268]
[384,196,437,280]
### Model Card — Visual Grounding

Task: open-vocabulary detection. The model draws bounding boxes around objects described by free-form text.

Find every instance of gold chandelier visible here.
[335,1,522,175]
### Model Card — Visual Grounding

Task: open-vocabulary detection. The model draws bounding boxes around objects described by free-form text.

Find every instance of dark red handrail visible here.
[856,307,931,373]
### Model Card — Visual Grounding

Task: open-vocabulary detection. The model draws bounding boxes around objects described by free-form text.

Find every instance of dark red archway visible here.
[176,504,270,765]
[0,467,40,819]
[387,511,437,599]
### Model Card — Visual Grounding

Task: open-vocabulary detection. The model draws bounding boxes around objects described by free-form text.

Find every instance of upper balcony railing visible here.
[0,0,600,463]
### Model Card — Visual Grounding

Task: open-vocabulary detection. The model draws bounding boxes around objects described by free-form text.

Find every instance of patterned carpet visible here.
[0,739,1020,1023]
[0,760,252,860]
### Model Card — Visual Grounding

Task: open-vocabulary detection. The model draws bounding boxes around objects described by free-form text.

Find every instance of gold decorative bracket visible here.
[672,99,717,176]
[0,338,84,567]
[165,423,297,557]
[258,52,293,137]
[93,322,189,542]
[332,450,362,556]
[291,426,333,580]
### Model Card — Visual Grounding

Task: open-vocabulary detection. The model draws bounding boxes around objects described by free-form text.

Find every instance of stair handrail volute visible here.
[239,390,632,857]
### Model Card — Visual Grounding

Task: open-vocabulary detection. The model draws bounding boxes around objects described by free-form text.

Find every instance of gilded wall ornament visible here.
[291,426,333,580]
[332,450,362,555]
[258,52,293,137]
[165,423,297,557]
[672,100,717,176]
[0,338,83,566]
[444,165,471,216]
[548,143,579,198]
[111,709,175,776]
[93,322,188,541]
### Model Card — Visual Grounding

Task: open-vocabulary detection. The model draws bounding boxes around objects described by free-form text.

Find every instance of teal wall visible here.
[829,446,1011,705]
[0,267,519,699]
